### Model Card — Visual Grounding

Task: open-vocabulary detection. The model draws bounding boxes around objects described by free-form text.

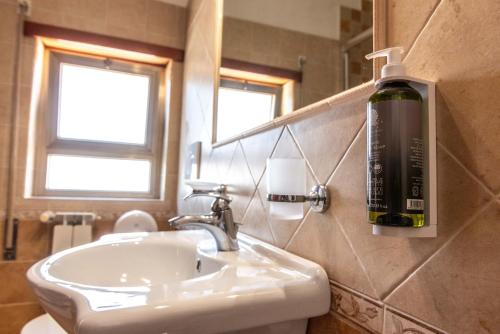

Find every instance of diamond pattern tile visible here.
[385,202,500,334]
[286,208,378,298]
[327,126,492,299]
[289,97,367,183]
[240,190,275,245]
[225,142,256,222]
[253,126,320,247]
[240,126,283,185]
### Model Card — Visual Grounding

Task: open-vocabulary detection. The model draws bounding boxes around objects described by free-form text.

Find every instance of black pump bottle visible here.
[365,47,424,228]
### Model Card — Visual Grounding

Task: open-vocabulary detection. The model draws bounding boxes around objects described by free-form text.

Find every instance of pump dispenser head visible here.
[366,47,406,79]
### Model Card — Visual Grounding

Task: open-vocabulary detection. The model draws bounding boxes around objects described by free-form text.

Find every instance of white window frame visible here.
[219,76,282,119]
[33,49,166,199]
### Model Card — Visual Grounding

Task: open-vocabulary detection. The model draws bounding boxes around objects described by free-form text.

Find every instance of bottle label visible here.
[367,99,424,215]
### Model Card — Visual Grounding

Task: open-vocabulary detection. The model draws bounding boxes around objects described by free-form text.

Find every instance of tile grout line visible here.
[218,140,238,181]
[385,305,450,334]
[437,141,496,198]
[279,126,318,249]
[329,279,383,306]
[383,199,495,302]
[382,305,388,334]
[233,141,260,226]
[325,120,367,187]
[239,127,285,245]
[332,212,380,300]
[286,125,321,184]
[332,311,380,334]
[377,140,498,300]
[240,126,285,187]
[237,141,257,189]
[283,206,312,250]
[402,0,443,62]
[250,171,277,245]
[186,0,207,36]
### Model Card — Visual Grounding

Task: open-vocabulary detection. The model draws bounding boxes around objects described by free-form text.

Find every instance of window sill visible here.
[24,195,165,202]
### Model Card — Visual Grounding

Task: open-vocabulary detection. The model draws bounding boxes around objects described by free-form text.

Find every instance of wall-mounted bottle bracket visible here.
[371,76,437,238]
[267,185,330,213]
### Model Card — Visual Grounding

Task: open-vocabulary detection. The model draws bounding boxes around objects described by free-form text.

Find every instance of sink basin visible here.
[28,231,330,334]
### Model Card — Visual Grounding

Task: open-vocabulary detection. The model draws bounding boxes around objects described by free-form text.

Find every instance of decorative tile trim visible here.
[331,282,384,333]
[384,307,448,334]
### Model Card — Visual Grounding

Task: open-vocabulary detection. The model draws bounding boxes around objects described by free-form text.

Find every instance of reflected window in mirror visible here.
[217,77,280,140]
[216,67,296,141]
[216,0,373,142]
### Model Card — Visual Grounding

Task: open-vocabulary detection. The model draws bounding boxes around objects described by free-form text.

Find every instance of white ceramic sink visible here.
[28,231,330,334]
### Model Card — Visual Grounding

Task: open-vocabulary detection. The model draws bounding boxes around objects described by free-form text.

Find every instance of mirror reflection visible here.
[216,0,373,141]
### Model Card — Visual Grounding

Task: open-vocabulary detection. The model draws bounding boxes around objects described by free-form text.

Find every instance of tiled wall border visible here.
[384,307,448,334]
[330,281,448,334]
[331,282,384,333]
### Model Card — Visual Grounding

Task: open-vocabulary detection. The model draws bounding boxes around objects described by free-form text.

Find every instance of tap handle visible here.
[184,192,232,203]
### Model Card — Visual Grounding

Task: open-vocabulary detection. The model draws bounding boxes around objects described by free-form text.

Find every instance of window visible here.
[216,77,282,140]
[32,50,166,198]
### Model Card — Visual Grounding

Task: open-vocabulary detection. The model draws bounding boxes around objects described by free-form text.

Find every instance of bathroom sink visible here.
[28,231,330,334]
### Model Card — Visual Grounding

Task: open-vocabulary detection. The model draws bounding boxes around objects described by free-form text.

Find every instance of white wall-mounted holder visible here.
[372,76,437,238]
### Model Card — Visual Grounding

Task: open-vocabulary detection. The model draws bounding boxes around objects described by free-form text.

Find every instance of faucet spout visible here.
[169,214,217,227]
[169,212,239,251]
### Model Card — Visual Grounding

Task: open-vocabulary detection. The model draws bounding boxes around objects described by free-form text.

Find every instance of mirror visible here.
[215,0,373,142]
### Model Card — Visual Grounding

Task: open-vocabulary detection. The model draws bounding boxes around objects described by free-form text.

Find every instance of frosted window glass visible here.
[46,155,151,192]
[58,63,150,145]
[217,87,274,140]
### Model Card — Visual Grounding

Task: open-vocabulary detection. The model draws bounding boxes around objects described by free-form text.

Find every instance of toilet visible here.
[21,210,158,334]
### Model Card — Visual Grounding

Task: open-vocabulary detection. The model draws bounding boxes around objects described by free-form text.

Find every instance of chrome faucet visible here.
[168,186,239,251]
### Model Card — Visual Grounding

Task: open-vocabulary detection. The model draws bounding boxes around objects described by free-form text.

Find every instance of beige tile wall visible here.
[178,0,500,333]
[222,17,342,109]
[0,0,186,332]
[340,1,373,88]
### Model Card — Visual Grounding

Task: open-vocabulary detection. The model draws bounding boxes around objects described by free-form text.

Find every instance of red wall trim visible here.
[221,58,302,82]
[23,21,185,62]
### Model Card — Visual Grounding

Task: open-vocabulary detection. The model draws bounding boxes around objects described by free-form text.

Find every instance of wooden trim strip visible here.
[23,21,185,62]
[221,58,302,82]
